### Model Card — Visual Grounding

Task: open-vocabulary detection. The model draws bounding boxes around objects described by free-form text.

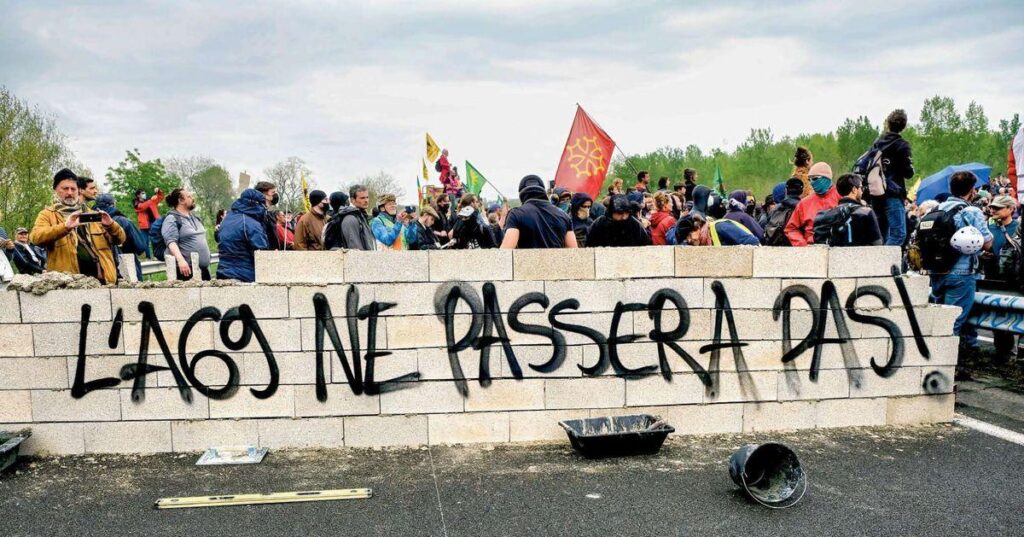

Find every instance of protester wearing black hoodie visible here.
[569,193,594,247]
[870,109,915,247]
[586,195,652,247]
[763,178,804,246]
[501,175,575,249]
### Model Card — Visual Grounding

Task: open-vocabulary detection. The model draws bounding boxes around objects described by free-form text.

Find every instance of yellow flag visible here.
[426,133,440,162]
[422,158,429,181]
[301,175,311,213]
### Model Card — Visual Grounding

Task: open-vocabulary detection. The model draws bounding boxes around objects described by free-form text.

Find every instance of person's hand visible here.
[1,239,13,250]
[100,211,114,227]
[65,211,82,230]
[177,257,192,278]
[155,187,162,195]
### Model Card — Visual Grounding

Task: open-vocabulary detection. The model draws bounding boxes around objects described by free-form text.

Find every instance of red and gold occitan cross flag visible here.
[553,105,615,199]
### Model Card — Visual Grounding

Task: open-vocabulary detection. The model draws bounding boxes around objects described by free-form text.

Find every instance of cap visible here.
[989,194,1016,209]
[377,193,396,207]
[15,227,28,234]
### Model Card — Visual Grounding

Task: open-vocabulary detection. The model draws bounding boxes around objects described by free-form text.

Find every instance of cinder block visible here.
[633,307,712,342]
[704,370,777,404]
[703,278,782,309]
[110,288,202,322]
[544,280,625,314]
[777,369,851,401]
[369,282,452,316]
[0,324,34,357]
[622,278,706,309]
[299,315,378,352]
[778,278,859,309]
[856,274,931,308]
[649,403,744,435]
[257,417,346,449]
[464,379,545,412]
[208,386,295,419]
[0,391,32,422]
[514,248,594,281]
[920,367,955,395]
[385,315,454,350]
[256,250,345,284]
[0,357,68,389]
[380,381,464,414]
[215,319,302,353]
[429,412,510,444]
[201,285,290,319]
[625,374,703,406]
[926,306,960,337]
[288,284,368,319]
[293,384,380,417]
[594,246,674,280]
[85,421,172,454]
[742,401,816,432]
[828,246,901,278]
[676,246,753,278]
[123,320,216,355]
[171,419,259,452]
[120,387,209,421]
[65,356,131,389]
[816,398,887,429]
[903,336,959,367]
[509,409,590,441]
[0,422,84,455]
[345,415,428,447]
[850,366,923,398]
[418,347,482,381]
[19,289,112,323]
[244,352,321,386]
[344,250,430,283]
[753,246,828,278]
[348,349,419,385]
[429,249,513,282]
[886,394,955,425]
[33,322,123,356]
[0,291,20,322]
[31,389,121,422]
[545,377,624,409]
[503,344,583,379]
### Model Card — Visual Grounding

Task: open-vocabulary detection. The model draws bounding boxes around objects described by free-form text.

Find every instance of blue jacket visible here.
[216,189,270,282]
[95,194,145,278]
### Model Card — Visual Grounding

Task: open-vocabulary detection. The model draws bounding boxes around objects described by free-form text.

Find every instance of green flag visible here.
[465,160,486,196]
[712,162,726,196]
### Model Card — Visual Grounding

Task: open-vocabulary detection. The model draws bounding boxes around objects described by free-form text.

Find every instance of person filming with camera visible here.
[30,168,125,284]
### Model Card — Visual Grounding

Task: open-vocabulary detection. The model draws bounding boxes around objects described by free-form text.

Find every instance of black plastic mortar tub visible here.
[558,415,674,458]
[0,430,30,473]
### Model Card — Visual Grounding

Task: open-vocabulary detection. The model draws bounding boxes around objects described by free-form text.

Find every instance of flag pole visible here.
[575,102,640,177]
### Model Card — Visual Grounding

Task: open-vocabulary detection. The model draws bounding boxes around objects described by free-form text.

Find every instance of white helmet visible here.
[950,226,984,255]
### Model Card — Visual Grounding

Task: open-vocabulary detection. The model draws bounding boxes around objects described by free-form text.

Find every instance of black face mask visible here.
[271,193,280,205]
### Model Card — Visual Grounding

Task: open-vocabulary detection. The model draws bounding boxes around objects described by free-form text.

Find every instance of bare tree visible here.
[263,156,313,213]
[343,171,406,209]
[165,155,216,190]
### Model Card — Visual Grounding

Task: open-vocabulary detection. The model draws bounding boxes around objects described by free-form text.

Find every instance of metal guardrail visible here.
[140,253,219,276]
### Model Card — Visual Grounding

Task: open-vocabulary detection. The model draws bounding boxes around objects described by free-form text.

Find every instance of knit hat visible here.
[94,193,116,209]
[626,191,644,205]
[772,182,787,204]
[808,162,833,180]
[329,191,349,210]
[785,178,804,197]
[518,175,548,203]
[309,190,327,207]
[52,168,78,189]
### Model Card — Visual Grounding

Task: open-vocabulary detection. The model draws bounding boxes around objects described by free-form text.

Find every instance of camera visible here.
[78,212,103,223]
[404,206,416,214]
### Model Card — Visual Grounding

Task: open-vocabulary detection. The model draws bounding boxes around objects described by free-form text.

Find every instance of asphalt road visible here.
[1,419,1022,537]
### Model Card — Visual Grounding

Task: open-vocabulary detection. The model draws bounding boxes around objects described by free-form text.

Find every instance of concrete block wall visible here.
[0,246,958,455]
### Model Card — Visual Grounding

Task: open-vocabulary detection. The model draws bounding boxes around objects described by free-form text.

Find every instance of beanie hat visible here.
[785,178,804,197]
[518,175,548,203]
[626,191,644,205]
[53,168,78,189]
[94,193,116,208]
[808,162,833,180]
[329,191,349,210]
[772,182,787,204]
[609,194,631,213]
[309,189,327,207]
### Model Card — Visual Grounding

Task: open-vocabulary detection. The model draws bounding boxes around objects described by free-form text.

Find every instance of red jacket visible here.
[784,187,840,246]
[649,211,676,245]
[134,191,165,230]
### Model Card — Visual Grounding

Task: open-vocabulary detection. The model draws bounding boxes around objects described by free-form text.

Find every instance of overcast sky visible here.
[2,0,1020,201]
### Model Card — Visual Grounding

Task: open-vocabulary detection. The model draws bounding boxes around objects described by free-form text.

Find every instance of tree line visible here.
[607,96,1021,199]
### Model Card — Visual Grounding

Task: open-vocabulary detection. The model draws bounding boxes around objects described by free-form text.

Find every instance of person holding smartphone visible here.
[30,168,125,283]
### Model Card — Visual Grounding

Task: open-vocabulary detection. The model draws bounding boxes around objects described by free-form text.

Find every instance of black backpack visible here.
[813,202,857,246]
[435,159,443,172]
[764,204,796,246]
[914,202,967,273]
[323,212,353,250]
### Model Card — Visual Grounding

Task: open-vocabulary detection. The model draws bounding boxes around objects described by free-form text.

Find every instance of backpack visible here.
[149,215,182,261]
[813,203,857,246]
[764,204,796,246]
[322,212,354,250]
[854,139,899,197]
[914,202,967,273]
[996,226,1023,287]
[435,159,443,172]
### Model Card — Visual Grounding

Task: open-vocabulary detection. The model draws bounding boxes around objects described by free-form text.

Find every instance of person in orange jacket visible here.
[133,187,164,257]
[784,162,840,246]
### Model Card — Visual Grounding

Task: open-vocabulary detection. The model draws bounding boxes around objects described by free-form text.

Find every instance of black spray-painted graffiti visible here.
[71,266,949,403]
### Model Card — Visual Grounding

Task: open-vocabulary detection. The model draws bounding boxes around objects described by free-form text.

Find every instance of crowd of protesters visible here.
[3,109,1022,376]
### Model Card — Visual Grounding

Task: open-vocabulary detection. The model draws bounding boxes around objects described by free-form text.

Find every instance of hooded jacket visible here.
[690,185,712,218]
[726,191,765,243]
[649,211,677,246]
[784,187,840,246]
[95,193,145,278]
[133,190,164,230]
[30,203,126,284]
[216,189,270,282]
[569,193,594,247]
[872,132,914,198]
[586,215,652,248]
[338,205,377,251]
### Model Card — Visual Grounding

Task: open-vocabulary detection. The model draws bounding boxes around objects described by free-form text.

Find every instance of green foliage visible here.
[0,86,82,232]
[189,164,233,225]
[105,149,180,219]
[608,95,1017,200]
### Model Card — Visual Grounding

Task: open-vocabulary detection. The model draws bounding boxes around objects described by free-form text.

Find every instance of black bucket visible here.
[558,415,673,458]
[729,443,807,509]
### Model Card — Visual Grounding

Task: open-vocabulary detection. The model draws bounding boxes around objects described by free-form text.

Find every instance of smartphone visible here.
[78,212,102,223]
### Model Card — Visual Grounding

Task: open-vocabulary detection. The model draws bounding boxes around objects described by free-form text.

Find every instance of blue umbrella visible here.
[915,163,991,203]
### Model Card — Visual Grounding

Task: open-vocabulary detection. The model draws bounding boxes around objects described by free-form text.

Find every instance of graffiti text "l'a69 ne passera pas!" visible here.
[71,267,939,404]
